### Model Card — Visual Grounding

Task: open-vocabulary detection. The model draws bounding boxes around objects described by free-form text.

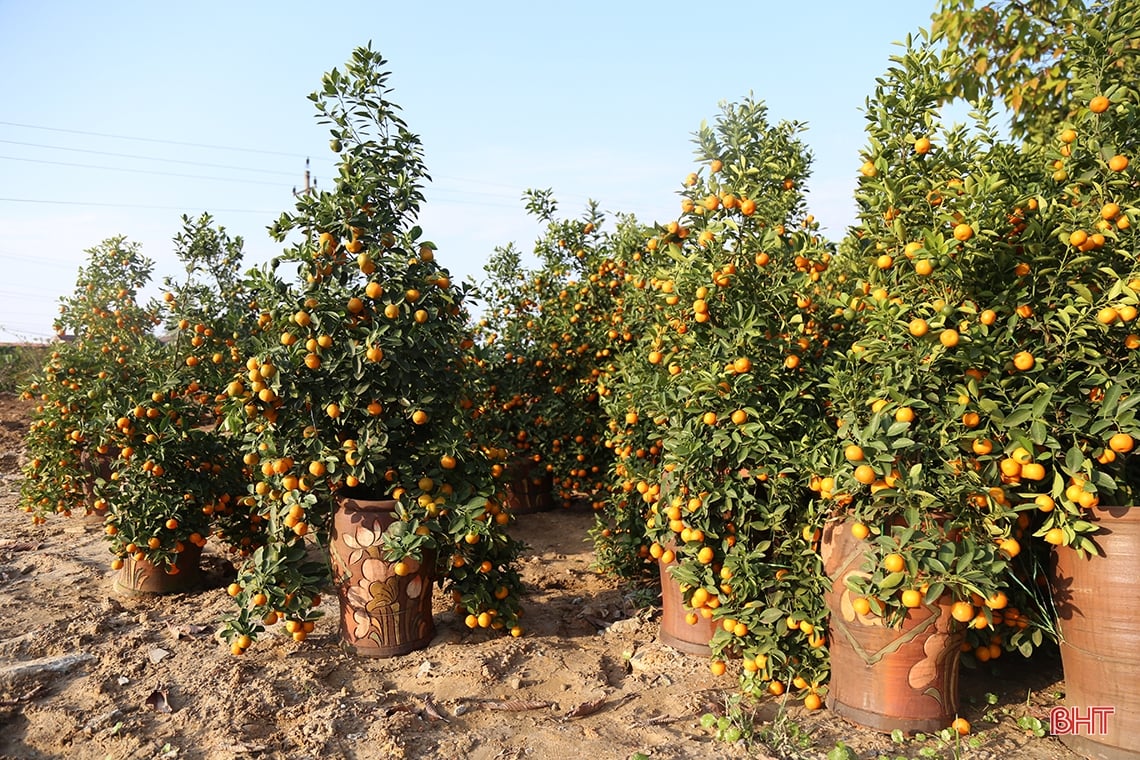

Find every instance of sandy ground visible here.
[0,393,1084,760]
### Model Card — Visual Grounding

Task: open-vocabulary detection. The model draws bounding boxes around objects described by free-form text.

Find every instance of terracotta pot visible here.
[502,459,554,514]
[821,521,965,733]
[657,551,718,656]
[331,491,435,657]
[114,542,203,594]
[1051,505,1140,760]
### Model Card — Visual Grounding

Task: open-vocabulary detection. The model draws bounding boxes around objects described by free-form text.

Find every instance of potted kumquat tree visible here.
[513,191,628,511]
[20,237,159,527]
[475,192,645,519]
[597,97,836,707]
[219,45,523,657]
[101,215,260,592]
[814,34,1050,733]
[471,241,556,515]
[21,218,263,593]
[963,7,1140,756]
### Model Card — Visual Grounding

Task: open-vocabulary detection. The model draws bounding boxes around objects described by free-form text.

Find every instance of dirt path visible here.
[0,393,1082,760]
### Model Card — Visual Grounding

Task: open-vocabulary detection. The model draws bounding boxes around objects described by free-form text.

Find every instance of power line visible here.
[0,120,306,158]
[0,253,82,269]
[0,155,290,187]
[423,184,520,202]
[0,154,572,210]
[0,191,654,218]
[0,191,526,213]
[0,321,59,338]
[0,286,56,295]
[0,138,300,176]
[0,197,278,214]
[420,192,531,210]
[0,120,611,201]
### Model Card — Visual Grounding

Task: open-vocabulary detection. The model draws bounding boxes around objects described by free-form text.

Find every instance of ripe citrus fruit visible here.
[951,601,975,623]
[883,553,905,573]
[901,589,923,608]
[1110,432,1135,453]
[985,591,1008,610]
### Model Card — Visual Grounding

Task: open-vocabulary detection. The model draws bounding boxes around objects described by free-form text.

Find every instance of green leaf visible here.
[1102,383,1124,415]
[827,742,859,760]
[879,571,906,591]
[1004,407,1033,427]
[1064,445,1086,475]
[758,607,787,625]
[1071,283,1094,303]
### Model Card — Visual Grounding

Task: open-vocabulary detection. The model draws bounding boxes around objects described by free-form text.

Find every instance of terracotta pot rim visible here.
[1080,504,1138,514]
[335,486,398,512]
[336,497,398,511]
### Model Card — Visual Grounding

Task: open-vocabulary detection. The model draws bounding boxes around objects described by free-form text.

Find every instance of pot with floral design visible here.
[1050,505,1140,760]
[821,520,965,734]
[330,489,436,657]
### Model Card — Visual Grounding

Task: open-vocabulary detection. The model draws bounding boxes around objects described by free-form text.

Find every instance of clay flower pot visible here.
[821,521,965,733]
[657,548,717,656]
[331,491,436,657]
[1050,505,1140,760]
[113,542,203,595]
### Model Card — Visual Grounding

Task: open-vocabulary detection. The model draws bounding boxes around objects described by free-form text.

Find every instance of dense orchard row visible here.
[475,7,1140,711]
[15,2,1139,741]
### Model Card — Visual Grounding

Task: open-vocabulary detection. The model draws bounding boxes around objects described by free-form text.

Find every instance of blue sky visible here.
[0,1,940,343]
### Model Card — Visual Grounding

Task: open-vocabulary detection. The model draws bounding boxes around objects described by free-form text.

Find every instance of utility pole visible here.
[292,158,315,199]
[291,158,316,248]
